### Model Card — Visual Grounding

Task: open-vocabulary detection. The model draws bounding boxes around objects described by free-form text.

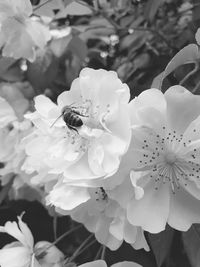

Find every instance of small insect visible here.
[51,105,87,133]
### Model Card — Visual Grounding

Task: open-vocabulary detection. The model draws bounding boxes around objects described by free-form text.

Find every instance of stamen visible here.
[136,124,200,194]
[94,187,108,202]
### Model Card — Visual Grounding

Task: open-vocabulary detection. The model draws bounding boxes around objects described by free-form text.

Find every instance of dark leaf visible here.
[148,225,174,267]
[0,58,23,82]
[0,174,15,205]
[27,48,59,93]
[68,36,87,61]
[59,1,92,16]
[50,35,72,58]
[33,0,64,18]
[151,44,199,89]
[182,224,200,267]
[120,32,148,51]
[144,0,166,21]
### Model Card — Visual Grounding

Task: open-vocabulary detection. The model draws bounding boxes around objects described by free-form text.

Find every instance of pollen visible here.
[94,187,108,202]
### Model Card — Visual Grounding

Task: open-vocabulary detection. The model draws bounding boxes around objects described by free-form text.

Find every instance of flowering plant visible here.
[1,1,200,267]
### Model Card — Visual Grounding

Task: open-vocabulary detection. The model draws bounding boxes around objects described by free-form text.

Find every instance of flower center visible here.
[164,151,177,165]
[135,124,200,194]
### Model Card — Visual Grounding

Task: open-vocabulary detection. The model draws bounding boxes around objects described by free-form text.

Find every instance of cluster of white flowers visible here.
[1,0,200,266]
[0,64,200,255]
[22,68,200,239]
[1,66,200,256]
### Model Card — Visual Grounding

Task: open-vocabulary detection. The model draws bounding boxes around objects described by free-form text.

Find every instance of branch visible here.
[192,79,200,93]
[180,63,199,86]
[68,233,94,262]
[36,224,82,256]
[101,245,106,260]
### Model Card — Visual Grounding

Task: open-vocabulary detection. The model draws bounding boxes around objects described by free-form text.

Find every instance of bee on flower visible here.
[23,68,132,187]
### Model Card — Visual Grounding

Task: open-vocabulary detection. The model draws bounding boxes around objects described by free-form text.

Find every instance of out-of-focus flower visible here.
[78,260,142,267]
[0,0,51,61]
[47,182,149,252]
[0,95,32,180]
[23,68,131,187]
[0,96,20,175]
[125,86,200,233]
[0,215,39,267]
[0,82,30,120]
[0,216,64,267]
[34,241,65,267]
[0,94,35,199]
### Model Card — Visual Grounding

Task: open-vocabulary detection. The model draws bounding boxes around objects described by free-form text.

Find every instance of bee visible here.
[51,105,87,133]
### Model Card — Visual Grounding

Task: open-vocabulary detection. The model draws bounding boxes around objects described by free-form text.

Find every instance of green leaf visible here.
[33,0,64,18]
[0,174,15,204]
[59,1,92,16]
[68,36,87,61]
[144,0,166,21]
[163,44,199,77]
[27,48,59,93]
[182,224,200,267]
[148,225,174,267]
[152,44,200,89]
[0,58,23,82]
[50,35,72,57]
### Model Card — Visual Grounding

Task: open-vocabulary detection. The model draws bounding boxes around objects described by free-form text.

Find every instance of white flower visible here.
[23,68,131,186]
[0,216,64,267]
[0,95,34,196]
[0,96,20,175]
[79,260,142,267]
[0,215,39,267]
[34,241,65,267]
[125,86,200,233]
[47,182,149,252]
[0,0,51,61]
[0,82,29,121]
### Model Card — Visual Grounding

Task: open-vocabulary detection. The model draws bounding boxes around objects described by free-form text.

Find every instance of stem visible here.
[68,234,94,262]
[192,79,200,93]
[33,0,54,11]
[73,239,97,259]
[94,245,103,260]
[53,216,58,240]
[179,63,199,86]
[37,224,82,256]
[101,245,106,260]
